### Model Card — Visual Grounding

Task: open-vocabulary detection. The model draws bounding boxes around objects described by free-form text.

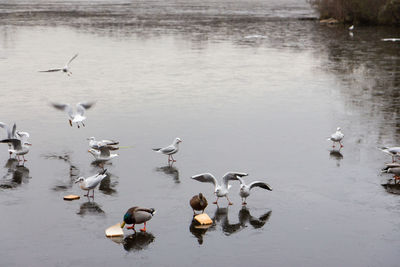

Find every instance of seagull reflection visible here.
[123,232,155,252]
[238,206,272,229]
[0,158,30,189]
[98,173,118,195]
[91,160,113,170]
[43,152,80,191]
[189,219,211,245]
[211,206,242,236]
[155,164,180,183]
[329,148,343,167]
[77,199,105,216]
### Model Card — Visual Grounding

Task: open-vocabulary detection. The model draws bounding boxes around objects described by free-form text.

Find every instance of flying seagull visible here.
[39,54,78,76]
[51,102,95,128]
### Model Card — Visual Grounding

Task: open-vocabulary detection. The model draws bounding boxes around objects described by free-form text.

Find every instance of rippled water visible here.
[1,1,400,266]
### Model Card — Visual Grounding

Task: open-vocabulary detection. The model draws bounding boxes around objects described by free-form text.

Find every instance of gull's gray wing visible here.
[51,103,73,118]
[222,172,248,188]
[159,145,176,154]
[67,53,78,66]
[191,173,218,189]
[39,68,62,72]
[85,172,107,189]
[101,139,119,146]
[249,181,273,191]
[11,123,16,138]
[0,122,13,138]
[0,138,22,150]
[76,102,95,116]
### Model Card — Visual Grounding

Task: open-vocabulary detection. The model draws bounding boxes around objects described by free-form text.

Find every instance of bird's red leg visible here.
[226,196,233,205]
[171,155,176,162]
[213,197,219,204]
[339,141,343,148]
[23,155,27,162]
[140,222,147,232]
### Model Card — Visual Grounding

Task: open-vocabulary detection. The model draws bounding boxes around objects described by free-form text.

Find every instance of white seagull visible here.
[0,137,31,162]
[88,146,119,162]
[153,137,182,162]
[39,53,78,76]
[234,176,272,205]
[349,25,354,31]
[51,102,95,128]
[75,169,107,197]
[327,127,344,148]
[191,172,248,205]
[380,147,400,162]
[87,137,119,150]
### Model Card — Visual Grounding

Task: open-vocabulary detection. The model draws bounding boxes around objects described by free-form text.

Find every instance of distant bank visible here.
[308,0,400,25]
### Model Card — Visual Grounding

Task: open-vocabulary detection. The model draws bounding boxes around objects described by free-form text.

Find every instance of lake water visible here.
[1,0,400,266]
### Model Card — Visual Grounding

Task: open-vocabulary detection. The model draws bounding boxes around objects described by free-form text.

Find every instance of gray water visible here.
[1,1,400,266]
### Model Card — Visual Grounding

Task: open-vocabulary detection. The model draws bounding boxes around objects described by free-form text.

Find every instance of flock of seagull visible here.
[8,53,398,232]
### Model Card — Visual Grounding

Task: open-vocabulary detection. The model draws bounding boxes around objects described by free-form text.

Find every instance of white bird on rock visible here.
[191,172,248,205]
[75,169,107,197]
[39,54,78,76]
[153,137,182,162]
[51,102,95,128]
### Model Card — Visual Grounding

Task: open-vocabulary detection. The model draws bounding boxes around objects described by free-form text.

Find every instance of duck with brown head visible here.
[190,193,208,214]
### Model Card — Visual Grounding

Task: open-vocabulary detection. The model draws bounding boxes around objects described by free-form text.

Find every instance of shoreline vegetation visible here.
[308,0,400,25]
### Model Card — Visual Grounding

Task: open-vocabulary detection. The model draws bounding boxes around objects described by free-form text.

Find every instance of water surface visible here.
[1,1,400,266]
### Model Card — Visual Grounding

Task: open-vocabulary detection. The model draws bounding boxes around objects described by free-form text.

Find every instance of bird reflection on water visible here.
[122,232,155,252]
[189,206,272,244]
[43,152,79,191]
[329,148,343,167]
[77,199,105,216]
[0,158,30,189]
[155,163,180,183]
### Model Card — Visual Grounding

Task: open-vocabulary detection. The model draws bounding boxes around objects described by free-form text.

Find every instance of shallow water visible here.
[1,0,400,266]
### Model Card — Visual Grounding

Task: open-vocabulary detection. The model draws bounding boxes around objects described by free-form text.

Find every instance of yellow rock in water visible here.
[194,213,213,225]
[63,195,80,201]
[105,223,124,237]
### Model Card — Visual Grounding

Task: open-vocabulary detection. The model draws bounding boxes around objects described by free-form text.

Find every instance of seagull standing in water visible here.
[75,169,108,198]
[233,176,272,205]
[88,146,119,162]
[327,127,344,148]
[39,54,78,76]
[153,138,182,162]
[51,102,95,128]
[87,137,119,150]
[380,147,400,162]
[191,172,248,205]
[0,138,31,162]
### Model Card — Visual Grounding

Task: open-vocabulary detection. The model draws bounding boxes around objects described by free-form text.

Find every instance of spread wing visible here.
[0,122,14,138]
[249,181,273,191]
[39,68,62,72]
[66,53,78,66]
[222,172,248,188]
[0,138,22,150]
[76,102,95,116]
[51,103,73,118]
[191,173,218,189]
